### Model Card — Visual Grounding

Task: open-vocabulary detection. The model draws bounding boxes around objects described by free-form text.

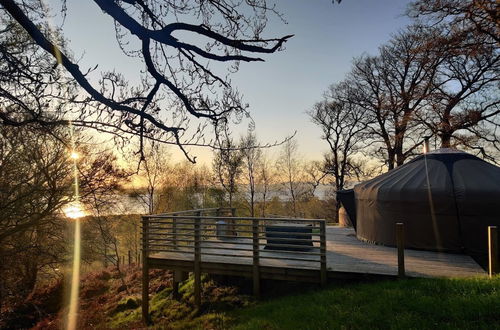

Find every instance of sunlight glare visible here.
[63,203,85,219]
[70,151,80,160]
[67,121,82,330]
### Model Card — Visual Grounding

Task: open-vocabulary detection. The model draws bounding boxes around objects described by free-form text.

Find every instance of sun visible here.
[63,203,85,219]
[70,151,80,160]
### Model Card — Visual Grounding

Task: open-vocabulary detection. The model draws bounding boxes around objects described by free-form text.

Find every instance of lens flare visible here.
[66,122,81,330]
[67,218,81,330]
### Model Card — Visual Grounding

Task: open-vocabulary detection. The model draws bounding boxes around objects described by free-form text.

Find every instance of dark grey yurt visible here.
[352,148,500,267]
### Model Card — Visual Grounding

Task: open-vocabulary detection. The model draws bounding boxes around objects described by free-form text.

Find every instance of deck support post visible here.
[172,280,180,300]
[488,226,498,277]
[396,222,405,278]
[252,217,260,297]
[319,220,327,286]
[141,216,150,324]
[194,211,202,309]
[172,271,188,300]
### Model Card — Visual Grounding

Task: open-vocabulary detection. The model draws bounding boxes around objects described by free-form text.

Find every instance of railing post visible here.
[396,222,405,278]
[252,217,260,297]
[141,216,150,324]
[488,226,498,278]
[172,213,178,249]
[230,207,237,236]
[194,211,202,309]
[319,220,327,287]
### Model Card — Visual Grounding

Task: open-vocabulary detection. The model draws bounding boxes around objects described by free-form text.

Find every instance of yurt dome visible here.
[353,148,500,266]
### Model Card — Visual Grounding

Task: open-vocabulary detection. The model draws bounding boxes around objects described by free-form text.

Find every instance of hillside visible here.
[1,265,252,329]
[3,267,499,329]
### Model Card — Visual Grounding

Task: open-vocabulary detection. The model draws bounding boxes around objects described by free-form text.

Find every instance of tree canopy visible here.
[0,0,291,161]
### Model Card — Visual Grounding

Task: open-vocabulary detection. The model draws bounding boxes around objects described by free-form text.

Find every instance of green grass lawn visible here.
[230,276,500,330]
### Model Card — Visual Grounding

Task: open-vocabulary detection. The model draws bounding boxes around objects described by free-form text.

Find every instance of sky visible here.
[48,0,413,164]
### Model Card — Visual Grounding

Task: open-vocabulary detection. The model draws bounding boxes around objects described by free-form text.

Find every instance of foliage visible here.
[0,126,72,306]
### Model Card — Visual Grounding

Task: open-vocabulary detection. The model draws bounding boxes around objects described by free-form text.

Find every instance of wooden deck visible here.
[324,227,484,278]
[150,226,486,279]
[141,210,492,322]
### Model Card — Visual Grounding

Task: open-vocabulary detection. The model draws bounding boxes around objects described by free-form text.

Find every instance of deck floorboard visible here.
[150,226,486,279]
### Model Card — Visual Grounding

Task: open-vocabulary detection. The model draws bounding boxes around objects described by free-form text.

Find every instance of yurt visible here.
[350,149,500,267]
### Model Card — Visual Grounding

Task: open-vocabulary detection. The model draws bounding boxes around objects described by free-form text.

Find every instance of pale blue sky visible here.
[49,0,412,163]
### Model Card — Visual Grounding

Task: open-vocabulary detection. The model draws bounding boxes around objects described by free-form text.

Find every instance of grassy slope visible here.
[26,266,252,329]
[230,277,500,330]
[17,265,499,329]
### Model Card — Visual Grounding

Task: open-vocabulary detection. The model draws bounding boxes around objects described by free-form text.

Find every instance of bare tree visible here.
[139,141,171,214]
[0,0,292,160]
[408,20,500,158]
[212,136,243,208]
[350,26,442,169]
[408,0,499,44]
[256,151,275,217]
[276,138,306,217]
[303,160,329,198]
[0,9,77,133]
[240,132,262,217]
[309,83,370,192]
[79,146,132,268]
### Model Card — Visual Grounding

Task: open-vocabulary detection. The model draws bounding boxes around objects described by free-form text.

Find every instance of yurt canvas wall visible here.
[353,149,500,267]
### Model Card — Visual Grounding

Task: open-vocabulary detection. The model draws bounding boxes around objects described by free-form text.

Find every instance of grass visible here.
[230,276,500,330]
[108,272,254,329]
[18,264,499,330]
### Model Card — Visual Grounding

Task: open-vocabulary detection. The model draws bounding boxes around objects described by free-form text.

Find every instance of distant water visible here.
[104,184,335,215]
[98,194,149,215]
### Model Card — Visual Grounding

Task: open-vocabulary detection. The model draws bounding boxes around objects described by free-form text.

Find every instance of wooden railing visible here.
[143,215,326,269]
[141,210,327,313]
[155,207,235,217]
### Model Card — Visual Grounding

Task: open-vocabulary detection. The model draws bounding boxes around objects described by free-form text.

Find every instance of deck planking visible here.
[324,227,484,278]
[150,226,486,279]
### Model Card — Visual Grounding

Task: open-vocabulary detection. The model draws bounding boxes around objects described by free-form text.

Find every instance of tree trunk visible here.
[250,190,254,217]
[440,133,452,148]
[387,151,395,171]
[395,144,405,167]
